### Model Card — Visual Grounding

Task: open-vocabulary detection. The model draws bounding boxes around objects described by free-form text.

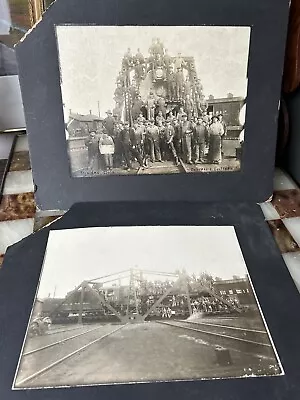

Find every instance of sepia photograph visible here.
[56,26,249,177]
[13,226,283,390]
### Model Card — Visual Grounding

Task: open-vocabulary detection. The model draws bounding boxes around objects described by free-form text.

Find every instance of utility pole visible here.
[97,101,101,118]
[78,283,85,325]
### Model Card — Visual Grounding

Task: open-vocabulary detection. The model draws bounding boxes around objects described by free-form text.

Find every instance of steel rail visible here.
[178,158,188,172]
[157,320,272,348]
[23,325,106,356]
[16,325,126,387]
[46,325,86,336]
[181,320,267,335]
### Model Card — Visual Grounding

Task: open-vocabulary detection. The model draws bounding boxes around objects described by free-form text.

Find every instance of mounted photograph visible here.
[56,26,249,177]
[13,226,283,390]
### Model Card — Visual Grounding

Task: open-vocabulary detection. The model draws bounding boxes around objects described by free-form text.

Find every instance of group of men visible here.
[84,108,227,174]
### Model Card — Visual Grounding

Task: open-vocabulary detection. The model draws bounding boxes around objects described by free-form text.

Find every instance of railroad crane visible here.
[43,268,242,325]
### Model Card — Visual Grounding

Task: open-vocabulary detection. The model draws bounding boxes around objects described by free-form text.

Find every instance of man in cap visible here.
[130,122,146,168]
[135,48,145,64]
[184,76,191,98]
[164,49,172,74]
[173,119,183,159]
[122,47,133,69]
[84,131,100,174]
[218,113,227,157]
[193,117,207,163]
[156,110,165,126]
[120,121,133,170]
[157,119,166,160]
[164,120,179,165]
[177,106,185,123]
[146,119,162,163]
[112,121,123,168]
[181,113,194,164]
[103,110,115,137]
[175,67,184,100]
[174,52,185,71]
[156,96,167,118]
[146,92,156,121]
[184,94,194,121]
[167,69,176,100]
[137,112,146,124]
[132,95,144,121]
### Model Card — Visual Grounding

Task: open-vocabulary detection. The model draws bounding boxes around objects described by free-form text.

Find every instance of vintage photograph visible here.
[13,226,283,390]
[56,26,249,177]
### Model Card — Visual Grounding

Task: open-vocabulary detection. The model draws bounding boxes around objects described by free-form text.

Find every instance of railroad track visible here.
[178,158,188,172]
[16,324,126,387]
[46,325,87,336]
[137,158,188,174]
[24,325,107,356]
[180,319,270,343]
[157,319,274,359]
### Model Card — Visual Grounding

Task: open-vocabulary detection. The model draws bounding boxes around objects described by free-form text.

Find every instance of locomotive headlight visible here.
[239,103,246,126]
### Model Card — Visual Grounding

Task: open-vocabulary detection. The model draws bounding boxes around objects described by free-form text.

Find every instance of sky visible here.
[37,226,248,299]
[56,25,250,120]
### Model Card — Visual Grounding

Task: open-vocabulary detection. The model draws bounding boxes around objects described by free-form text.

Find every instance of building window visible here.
[229,290,234,295]
[220,290,227,295]
[236,289,242,294]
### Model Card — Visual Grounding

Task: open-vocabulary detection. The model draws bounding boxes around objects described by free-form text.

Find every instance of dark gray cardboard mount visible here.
[1,202,300,400]
[16,0,289,211]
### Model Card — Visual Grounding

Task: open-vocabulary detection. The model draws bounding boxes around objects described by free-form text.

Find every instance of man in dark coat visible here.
[130,123,145,167]
[146,119,162,162]
[184,94,194,121]
[173,119,183,159]
[156,96,167,118]
[164,49,172,71]
[132,95,144,121]
[84,131,100,173]
[112,122,123,168]
[120,122,144,170]
[164,120,179,165]
[135,48,145,64]
[167,70,176,100]
[120,121,133,170]
[103,110,115,136]
[175,68,184,100]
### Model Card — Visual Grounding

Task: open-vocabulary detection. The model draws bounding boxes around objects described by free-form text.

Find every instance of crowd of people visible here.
[91,277,240,319]
[191,296,240,314]
[84,107,227,174]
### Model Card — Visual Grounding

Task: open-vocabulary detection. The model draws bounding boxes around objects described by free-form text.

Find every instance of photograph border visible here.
[15,0,289,210]
[11,225,284,390]
[0,201,300,400]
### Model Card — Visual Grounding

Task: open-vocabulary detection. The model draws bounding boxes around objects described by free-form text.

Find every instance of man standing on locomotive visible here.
[146,92,156,121]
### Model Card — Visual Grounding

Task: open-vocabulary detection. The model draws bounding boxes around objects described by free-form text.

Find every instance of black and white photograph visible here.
[56,26,249,177]
[13,226,283,390]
